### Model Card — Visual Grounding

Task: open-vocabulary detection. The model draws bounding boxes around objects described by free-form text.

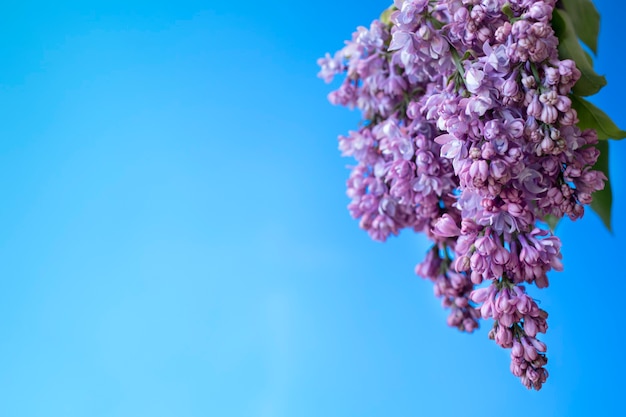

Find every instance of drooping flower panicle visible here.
[319,0,606,390]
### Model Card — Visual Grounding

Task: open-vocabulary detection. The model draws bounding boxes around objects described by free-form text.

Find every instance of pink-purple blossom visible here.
[319,0,605,390]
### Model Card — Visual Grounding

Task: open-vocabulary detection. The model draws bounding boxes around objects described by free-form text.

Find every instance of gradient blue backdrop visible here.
[0,1,624,416]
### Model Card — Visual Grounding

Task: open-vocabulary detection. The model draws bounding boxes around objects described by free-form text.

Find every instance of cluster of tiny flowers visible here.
[319,0,606,390]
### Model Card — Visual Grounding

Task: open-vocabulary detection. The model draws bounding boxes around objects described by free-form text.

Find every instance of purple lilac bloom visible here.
[318,0,606,390]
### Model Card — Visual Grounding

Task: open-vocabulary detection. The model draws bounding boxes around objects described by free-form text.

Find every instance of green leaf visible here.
[552,9,606,96]
[582,49,593,67]
[501,3,515,20]
[544,214,560,232]
[379,5,396,25]
[571,95,626,140]
[560,0,601,54]
[590,140,612,232]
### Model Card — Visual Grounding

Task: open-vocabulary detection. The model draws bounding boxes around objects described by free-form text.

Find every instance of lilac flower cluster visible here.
[319,0,606,390]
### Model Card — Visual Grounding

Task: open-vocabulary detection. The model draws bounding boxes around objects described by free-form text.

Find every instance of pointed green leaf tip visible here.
[544,214,560,232]
[552,9,606,96]
[560,0,601,54]
[571,96,626,140]
[590,140,612,232]
[380,5,396,25]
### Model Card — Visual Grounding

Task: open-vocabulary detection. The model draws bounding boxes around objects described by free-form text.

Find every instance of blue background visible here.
[0,1,624,415]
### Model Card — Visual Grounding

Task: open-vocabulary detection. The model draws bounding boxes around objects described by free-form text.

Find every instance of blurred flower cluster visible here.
[318,0,608,390]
